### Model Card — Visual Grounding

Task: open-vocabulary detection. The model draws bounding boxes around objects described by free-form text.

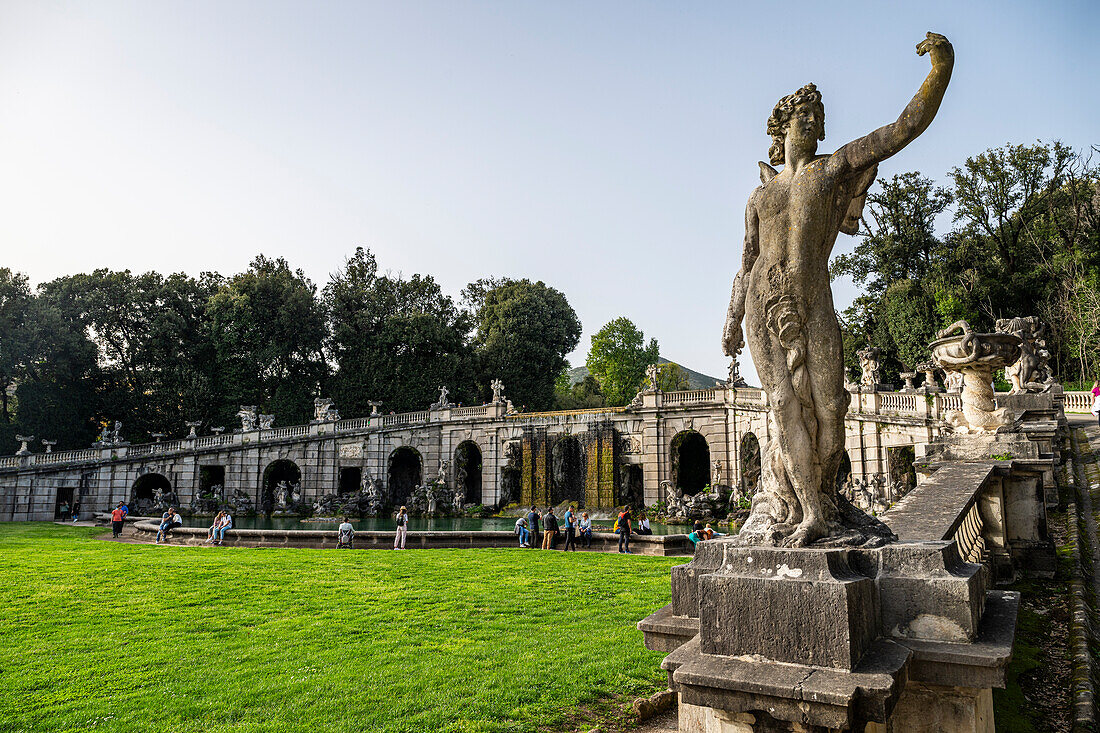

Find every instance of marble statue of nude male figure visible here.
[722,32,954,547]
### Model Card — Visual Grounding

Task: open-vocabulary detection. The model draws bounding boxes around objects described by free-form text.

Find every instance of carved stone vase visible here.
[930,322,1021,433]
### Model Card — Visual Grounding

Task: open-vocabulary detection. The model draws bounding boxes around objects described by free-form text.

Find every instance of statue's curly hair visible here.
[766,83,825,166]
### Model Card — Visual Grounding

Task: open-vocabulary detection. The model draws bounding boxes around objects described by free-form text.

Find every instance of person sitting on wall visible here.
[110,502,126,539]
[514,515,530,547]
[636,510,653,536]
[691,519,704,534]
[156,507,182,544]
[689,523,727,546]
[578,512,593,548]
[205,511,226,544]
[214,511,233,546]
[337,517,355,549]
[542,507,560,550]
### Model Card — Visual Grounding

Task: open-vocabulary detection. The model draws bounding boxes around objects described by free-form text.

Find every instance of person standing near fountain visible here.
[722,32,954,547]
[110,502,126,538]
[525,506,540,550]
[394,506,408,550]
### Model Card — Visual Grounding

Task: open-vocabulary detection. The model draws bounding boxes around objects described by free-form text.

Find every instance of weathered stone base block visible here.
[680,683,993,732]
[866,683,993,733]
[640,539,1017,731]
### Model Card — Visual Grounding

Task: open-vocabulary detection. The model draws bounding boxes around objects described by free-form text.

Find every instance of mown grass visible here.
[0,524,680,733]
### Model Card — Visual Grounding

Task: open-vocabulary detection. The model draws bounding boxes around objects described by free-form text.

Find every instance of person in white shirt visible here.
[394,506,409,550]
[213,511,233,545]
[337,517,355,549]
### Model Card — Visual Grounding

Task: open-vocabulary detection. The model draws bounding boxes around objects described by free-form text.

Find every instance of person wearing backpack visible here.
[525,506,541,549]
[394,506,409,550]
[617,509,632,554]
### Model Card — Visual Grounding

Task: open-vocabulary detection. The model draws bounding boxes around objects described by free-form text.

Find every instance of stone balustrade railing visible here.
[1,386,1071,469]
[1065,390,1094,412]
[663,389,717,406]
[450,405,491,418]
[261,425,308,440]
[335,417,371,432]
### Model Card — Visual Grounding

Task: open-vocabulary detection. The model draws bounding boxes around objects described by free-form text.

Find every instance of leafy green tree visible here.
[653,361,690,392]
[325,247,476,415]
[586,317,659,406]
[207,256,328,426]
[553,368,606,410]
[465,278,581,411]
[833,142,1100,385]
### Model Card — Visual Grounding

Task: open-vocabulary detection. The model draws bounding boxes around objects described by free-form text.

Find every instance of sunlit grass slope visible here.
[0,524,679,733]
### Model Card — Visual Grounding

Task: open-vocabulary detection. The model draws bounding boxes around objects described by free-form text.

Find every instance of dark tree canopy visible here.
[325,247,476,415]
[465,278,581,412]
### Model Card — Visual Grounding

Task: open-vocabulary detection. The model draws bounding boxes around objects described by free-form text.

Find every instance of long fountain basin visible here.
[130,519,693,555]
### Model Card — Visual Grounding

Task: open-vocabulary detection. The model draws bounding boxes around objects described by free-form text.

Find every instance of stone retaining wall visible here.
[130,520,692,556]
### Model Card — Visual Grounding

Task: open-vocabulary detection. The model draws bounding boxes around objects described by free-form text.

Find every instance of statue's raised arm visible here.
[833,32,954,175]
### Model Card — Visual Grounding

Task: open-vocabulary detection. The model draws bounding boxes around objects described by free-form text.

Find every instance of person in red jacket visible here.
[110,502,126,538]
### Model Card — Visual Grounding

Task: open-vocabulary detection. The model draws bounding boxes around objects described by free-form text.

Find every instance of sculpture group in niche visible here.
[722,32,953,547]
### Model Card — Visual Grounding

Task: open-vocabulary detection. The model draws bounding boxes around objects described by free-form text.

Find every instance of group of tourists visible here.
[513,506,653,553]
[687,520,725,545]
[58,500,81,523]
[109,502,129,538]
[155,507,183,543]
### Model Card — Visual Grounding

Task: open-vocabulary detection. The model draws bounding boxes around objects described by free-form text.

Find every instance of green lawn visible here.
[0,524,680,733]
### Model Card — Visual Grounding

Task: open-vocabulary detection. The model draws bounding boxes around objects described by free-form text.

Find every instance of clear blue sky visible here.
[2,1,1096,385]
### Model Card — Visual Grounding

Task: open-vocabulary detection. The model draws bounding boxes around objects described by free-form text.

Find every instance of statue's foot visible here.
[780,521,824,548]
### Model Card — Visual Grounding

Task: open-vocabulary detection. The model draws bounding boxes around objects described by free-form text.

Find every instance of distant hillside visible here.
[567,356,723,391]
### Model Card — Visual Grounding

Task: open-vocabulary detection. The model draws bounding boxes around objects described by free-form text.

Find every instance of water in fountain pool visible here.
[227,515,688,535]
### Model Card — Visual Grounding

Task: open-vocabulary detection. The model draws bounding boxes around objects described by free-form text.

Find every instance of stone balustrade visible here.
[1065,390,1094,412]
[0,388,1068,469]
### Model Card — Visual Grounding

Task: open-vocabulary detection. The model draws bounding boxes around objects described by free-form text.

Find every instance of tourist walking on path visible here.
[578,512,592,548]
[562,506,577,551]
[394,506,408,549]
[214,511,233,545]
[71,501,81,523]
[542,507,560,549]
[514,516,530,547]
[617,509,632,554]
[110,502,126,538]
[526,506,541,549]
[156,508,181,544]
[58,500,69,522]
[206,512,226,544]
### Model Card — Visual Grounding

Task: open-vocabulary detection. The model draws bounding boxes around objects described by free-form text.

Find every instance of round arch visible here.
[739,432,762,496]
[671,430,710,496]
[453,441,483,506]
[388,447,422,507]
[551,435,585,507]
[131,473,172,515]
[262,459,302,515]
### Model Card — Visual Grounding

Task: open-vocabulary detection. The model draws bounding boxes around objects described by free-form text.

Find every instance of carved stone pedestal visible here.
[639,541,1017,732]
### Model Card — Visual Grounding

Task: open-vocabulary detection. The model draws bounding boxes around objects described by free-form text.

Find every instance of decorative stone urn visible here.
[930,321,1022,433]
